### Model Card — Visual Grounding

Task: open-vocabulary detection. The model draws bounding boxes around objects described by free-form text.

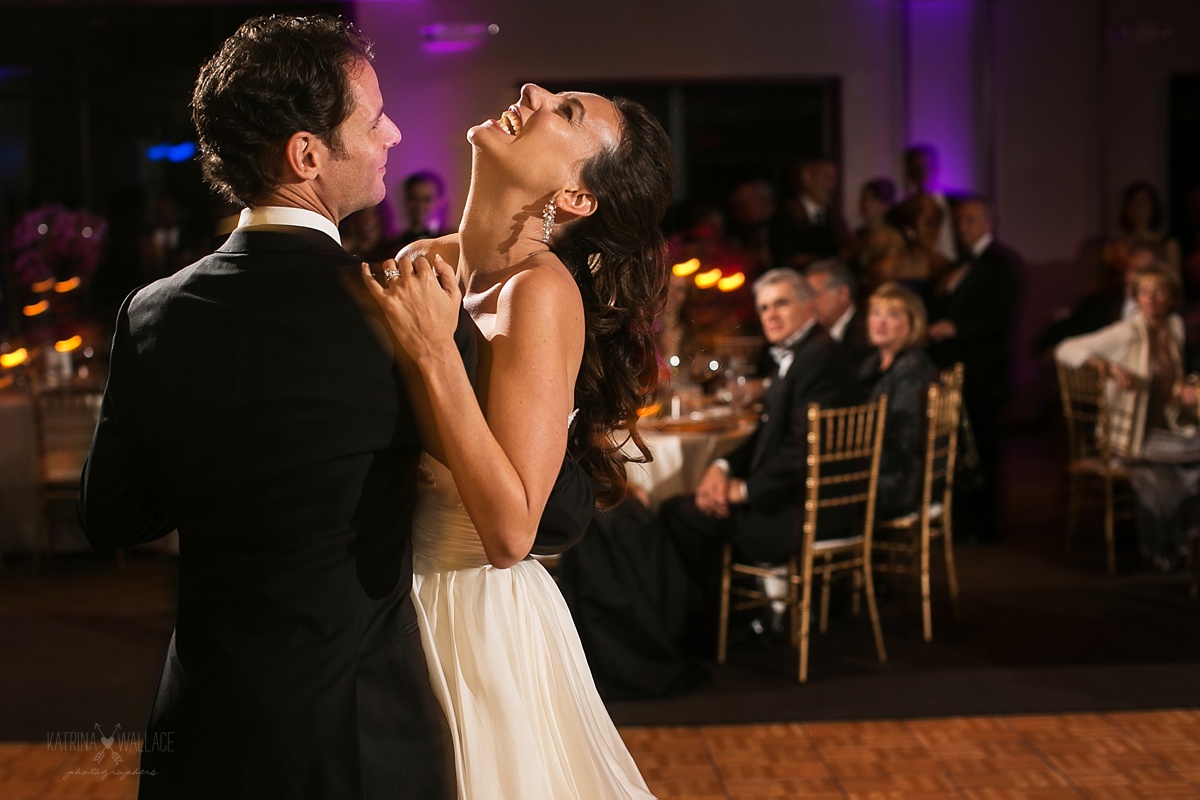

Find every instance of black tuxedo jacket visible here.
[725,326,858,563]
[837,306,873,367]
[80,226,589,798]
[768,204,849,268]
[1034,285,1126,355]
[927,239,1021,392]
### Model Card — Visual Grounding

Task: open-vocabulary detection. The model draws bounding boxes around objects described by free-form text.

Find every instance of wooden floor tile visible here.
[5,709,1200,799]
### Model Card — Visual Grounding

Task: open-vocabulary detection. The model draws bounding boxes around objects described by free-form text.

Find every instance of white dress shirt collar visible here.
[773,319,816,378]
[801,195,824,224]
[969,233,993,259]
[237,206,342,246]
[829,304,856,343]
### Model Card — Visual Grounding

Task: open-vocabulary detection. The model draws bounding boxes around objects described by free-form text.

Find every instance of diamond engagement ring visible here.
[382,268,402,282]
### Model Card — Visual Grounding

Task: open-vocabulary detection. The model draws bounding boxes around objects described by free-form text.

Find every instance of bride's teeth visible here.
[500,106,522,137]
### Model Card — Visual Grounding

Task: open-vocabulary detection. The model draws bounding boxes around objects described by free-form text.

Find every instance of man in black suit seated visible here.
[926,196,1021,542]
[79,15,591,799]
[660,268,858,642]
[806,258,872,365]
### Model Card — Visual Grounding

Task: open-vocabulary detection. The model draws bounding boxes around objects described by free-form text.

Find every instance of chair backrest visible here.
[1055,362,1127,463]
[922,379,962,515]
[31,379,104,478]
[802,397,888,548]
[939,362,964,396]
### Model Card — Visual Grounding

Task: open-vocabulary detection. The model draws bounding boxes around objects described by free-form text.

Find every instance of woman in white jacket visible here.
[1056,264,1199,571]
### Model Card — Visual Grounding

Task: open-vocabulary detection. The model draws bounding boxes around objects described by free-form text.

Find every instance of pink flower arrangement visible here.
[10,204,108,287]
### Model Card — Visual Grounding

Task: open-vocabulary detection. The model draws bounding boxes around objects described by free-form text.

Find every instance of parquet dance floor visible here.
[4,709,1198,798]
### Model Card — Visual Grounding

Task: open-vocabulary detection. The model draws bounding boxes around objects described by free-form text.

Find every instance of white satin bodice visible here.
[411,455,491,571]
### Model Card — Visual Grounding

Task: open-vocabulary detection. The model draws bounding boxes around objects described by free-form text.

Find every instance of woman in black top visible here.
[858,281,940,518]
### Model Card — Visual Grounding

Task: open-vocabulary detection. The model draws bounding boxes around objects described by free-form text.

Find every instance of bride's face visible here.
[469,84,621,193]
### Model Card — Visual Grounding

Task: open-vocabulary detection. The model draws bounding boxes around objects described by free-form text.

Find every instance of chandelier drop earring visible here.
[541,199,556,244]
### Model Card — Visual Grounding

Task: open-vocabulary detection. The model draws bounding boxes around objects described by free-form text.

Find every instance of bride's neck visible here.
[458,178,548,289]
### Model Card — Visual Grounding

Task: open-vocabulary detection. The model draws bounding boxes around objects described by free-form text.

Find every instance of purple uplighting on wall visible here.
[904,0,981,194]
[420,22,498,54]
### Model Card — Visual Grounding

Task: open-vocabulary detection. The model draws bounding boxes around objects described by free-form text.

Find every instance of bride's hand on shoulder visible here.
[360,255,462,366]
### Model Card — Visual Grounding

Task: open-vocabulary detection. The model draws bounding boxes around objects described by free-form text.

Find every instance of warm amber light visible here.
[694,268,722,289]
[672,258,700,277]
[637,402,662,418]
[0,348,28,368]
[30,278,55,293]
[717,273,746,292]
[54,277,81,293]
[23,301,49,317]
[55,335,83,353]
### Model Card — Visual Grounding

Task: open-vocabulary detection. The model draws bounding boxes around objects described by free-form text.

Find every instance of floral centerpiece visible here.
[10,204,108,288]
[6,205,109,366]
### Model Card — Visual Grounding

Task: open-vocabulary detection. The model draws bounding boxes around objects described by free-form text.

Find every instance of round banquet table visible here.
[626,412,756,510]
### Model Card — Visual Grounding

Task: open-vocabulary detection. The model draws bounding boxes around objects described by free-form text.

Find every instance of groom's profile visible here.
[80,14,590,799]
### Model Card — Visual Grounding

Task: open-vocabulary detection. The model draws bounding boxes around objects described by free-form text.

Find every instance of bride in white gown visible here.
[361,84,673,798]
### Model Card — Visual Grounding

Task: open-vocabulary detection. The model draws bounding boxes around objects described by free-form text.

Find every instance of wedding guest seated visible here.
[1056,264,1200,572]
[659,268,857,643]
[1035,244,1155,356]
[806,258,872,364]
[858,282,940,518]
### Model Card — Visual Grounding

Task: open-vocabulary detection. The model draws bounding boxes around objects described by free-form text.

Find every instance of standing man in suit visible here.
[806,258,872,365]
[771,157,850,270]
[927,196,1021,542]
[79,15,590,799]
[373,170,453,258]
[660,268,857,640]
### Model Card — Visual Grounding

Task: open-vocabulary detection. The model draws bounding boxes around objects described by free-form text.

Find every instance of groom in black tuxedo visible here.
[80,16,590,799]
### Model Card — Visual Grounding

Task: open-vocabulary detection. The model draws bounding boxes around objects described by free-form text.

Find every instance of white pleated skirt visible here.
[411,504,654,800]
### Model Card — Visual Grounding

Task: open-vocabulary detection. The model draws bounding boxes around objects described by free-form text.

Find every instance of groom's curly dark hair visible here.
[191,14,374,206]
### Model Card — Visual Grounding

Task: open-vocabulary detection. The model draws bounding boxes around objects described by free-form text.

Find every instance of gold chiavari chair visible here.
[873,379,963,641]
[30,376,122,571]
[716,398,888,683]
[1055,362,1135,576]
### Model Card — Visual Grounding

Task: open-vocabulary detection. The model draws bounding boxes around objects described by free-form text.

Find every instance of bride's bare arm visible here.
[360,256,584,568]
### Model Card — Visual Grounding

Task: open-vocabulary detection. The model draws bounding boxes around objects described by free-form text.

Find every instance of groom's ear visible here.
[282,131,325,182]
[558,187,598,220]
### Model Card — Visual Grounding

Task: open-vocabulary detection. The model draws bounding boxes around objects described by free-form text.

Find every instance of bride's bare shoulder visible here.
[495,254,583,331]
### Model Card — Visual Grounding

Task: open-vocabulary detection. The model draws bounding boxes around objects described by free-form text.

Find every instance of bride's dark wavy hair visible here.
[550,97,674,508]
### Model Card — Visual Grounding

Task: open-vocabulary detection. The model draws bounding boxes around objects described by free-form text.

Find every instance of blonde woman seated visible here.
[857,282,939,519]
[1055,264,1200,572]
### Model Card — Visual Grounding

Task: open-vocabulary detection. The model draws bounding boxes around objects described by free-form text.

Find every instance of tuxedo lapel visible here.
[749,327,816,469]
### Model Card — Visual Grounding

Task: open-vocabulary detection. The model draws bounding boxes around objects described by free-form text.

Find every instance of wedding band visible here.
[382,268,401,281]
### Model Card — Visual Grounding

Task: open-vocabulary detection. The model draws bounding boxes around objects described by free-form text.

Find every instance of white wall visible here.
[356,0,903,231]
[356,0,1200,278]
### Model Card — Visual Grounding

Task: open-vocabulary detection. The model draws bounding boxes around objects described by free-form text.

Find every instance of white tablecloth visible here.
[627,423,754,510]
